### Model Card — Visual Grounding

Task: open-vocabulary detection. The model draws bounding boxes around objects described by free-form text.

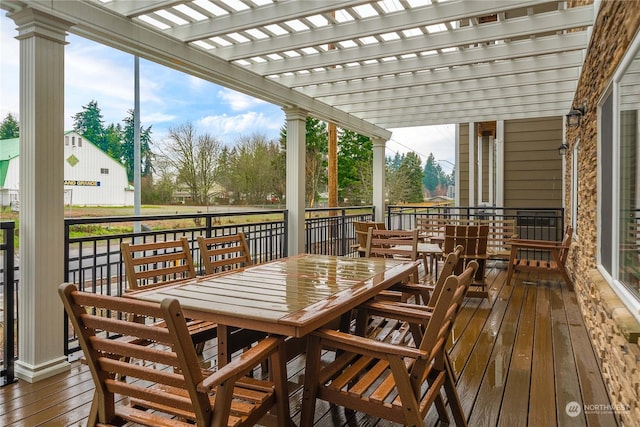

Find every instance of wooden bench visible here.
[505,226,574,290]
[58,283,289,427]
[416,216,516,260]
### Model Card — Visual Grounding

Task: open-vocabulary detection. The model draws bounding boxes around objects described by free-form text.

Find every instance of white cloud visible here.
[217,88,267,111]
[142,112,178,124]
[197,111,282,142]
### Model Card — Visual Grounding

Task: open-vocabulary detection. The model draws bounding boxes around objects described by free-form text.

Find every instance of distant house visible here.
[0,131,133,207]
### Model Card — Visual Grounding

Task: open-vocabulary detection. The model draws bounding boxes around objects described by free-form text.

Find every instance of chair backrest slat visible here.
[365,228,419,261]
[443,224,489,257]
[121,237,196,290]
[197,232,253,275]
[426,245,463,310]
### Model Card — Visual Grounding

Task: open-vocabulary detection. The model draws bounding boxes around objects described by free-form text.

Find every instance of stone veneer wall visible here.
[566,1,640,424]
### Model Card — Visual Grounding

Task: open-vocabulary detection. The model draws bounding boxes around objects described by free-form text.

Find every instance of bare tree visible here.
[221,134,283,204]
[162,122,222,205]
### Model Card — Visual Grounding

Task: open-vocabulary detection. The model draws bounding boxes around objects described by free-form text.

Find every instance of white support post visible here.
[9,7,73,382]
[488,135,494,206]
[283,107,307,255]
[372,137,386,222]
[477,134,484,205]
[468,123,475,207]
[454,125,461,206]
[496,121,505,207]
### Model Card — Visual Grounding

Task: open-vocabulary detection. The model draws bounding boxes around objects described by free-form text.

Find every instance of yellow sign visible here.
[64,180,101,186]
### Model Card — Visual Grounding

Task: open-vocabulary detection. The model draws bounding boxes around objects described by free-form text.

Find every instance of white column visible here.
[468,123,475,207]
[10,8,73,382]
[496,121,505,207]
[283,107,307,255]
[454,125,461,206]
[372,137,386,222]
[488,135,494,205]
[477,134,483,204]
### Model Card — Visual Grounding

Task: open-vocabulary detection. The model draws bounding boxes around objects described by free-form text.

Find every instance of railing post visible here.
[284,210,289,257]
[2,222,16,386]
[340,208,347,256]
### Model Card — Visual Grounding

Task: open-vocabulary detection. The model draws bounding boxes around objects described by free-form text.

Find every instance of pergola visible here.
[0,0,594,382]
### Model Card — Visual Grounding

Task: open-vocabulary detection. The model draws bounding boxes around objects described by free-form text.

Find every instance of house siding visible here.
[458,117,563,209]
[568,1,640,424]
[504,117,563,208]
[458,123,470,206]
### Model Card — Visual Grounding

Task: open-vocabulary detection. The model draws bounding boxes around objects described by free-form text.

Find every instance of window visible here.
[65,136,69,146]
[617,69,640,302]
[600,30,640,320]
[100,168,109,174]
[71,136,75,146]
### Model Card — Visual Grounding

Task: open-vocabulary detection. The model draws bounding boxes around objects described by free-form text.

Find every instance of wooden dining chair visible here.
[365,227,419,261]
[300,261,478,427]
[197,232,253,276]
[355,245,465,341]
[58,283,289,427]
[353,220,386,256]
[443,224,489,298]
[121,237,196,289]
[197,232,269,366]
[120,238,217,353]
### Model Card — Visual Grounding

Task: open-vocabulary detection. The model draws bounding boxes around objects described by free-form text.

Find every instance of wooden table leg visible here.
[217,324,229,367]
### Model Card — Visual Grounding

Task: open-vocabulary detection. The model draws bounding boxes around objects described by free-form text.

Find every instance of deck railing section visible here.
[305,206,376,256]
[1,221,16,386]
[387,204,565,260]
[2,205,562,358]
[62,210,288,354]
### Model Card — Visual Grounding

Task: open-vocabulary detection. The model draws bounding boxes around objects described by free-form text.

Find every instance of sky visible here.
[0,13,455,170]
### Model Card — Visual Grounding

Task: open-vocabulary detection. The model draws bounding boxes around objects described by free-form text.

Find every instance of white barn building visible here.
[0,131,133,207]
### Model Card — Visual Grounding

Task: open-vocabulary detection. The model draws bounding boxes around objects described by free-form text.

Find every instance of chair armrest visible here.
[506,239,564,250]
[361,300,433,318]
[392,283,435,293]
[198,336,282,392]
[313,328,428,359]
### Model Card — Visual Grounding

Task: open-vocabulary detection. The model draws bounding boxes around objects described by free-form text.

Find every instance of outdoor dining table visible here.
[395,242,443,280]
[125,253,419,366]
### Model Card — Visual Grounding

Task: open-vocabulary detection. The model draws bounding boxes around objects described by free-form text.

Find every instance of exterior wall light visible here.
[558,143,569,156]
[566,102,586,127]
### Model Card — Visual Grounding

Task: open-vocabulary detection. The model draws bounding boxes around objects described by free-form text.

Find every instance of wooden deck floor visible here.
[0,261,619,426]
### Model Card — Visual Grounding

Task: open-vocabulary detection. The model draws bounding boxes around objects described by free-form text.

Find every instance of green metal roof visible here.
[0,137,19,187]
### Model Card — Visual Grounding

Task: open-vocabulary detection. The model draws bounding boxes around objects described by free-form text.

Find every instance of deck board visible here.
[0,262,619,426]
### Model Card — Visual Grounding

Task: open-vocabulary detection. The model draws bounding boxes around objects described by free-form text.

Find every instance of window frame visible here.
[598,30,640,322]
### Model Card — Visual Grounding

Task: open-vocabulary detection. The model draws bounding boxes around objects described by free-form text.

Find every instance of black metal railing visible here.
[1,221,17,386]
[61,206,376,353]
[3,204,565,358]
[305,206,376,256]
[387,205,565,242]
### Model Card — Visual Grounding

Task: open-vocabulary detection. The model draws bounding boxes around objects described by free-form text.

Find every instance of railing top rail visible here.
[305,206,374,212]
[1,221,16,229]
[64,209,287,225]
